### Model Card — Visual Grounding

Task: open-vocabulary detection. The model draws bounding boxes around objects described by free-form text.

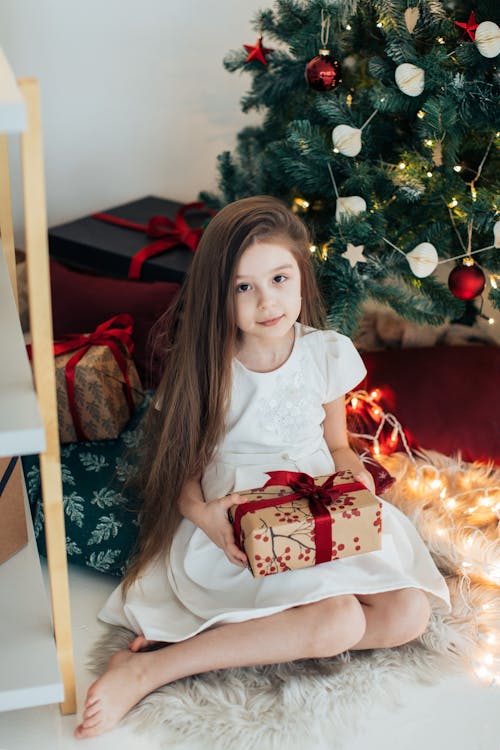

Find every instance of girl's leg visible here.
[75,594,366,739]
[352,587,431,650]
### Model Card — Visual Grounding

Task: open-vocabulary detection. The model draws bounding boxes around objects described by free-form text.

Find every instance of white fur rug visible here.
[89,450,500,750]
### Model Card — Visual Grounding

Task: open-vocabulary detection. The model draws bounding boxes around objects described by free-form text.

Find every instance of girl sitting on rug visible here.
[75,196,450,739]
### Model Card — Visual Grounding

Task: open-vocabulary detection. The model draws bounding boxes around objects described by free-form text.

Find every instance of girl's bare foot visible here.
[74,649,155,739]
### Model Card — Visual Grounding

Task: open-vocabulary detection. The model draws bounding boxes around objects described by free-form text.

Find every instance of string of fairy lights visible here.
[346,389,500,685]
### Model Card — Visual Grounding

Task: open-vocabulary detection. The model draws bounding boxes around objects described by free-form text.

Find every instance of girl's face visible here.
[234,241,302,345]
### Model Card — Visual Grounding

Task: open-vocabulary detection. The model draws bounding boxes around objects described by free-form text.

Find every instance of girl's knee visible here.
[310,595,366,657]
[390,588,431,645]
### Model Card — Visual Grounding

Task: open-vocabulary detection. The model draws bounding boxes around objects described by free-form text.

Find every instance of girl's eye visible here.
[273,274,287,283]
[236,282,251,293]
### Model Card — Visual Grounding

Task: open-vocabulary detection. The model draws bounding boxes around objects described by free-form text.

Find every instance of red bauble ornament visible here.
[453,11,479,41]
[448,259,486,300]
[244,36,273,65]
[305,49,341,91]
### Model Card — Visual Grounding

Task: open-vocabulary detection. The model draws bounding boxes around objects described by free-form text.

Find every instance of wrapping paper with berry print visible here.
[229,469,382,577]
[55,339,144,443]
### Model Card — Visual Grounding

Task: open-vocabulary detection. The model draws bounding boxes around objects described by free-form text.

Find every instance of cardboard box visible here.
[229,469,382,577]
[48,196,212,283]
[0,457,28,565]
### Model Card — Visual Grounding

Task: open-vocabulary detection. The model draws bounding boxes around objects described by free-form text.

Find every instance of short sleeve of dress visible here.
[323,331,367,403]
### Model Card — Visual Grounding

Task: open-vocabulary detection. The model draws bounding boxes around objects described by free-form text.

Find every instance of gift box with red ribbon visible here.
[229,470,382,577]
[50,314,144,443]
[48,196,214,282]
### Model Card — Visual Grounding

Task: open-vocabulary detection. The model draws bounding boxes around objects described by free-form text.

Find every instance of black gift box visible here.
[48,196,212,283]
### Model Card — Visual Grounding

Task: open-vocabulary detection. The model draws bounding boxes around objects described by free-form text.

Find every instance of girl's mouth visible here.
[259,315,283,327]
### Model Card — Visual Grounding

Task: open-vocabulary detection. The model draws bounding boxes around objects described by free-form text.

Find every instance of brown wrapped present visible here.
[53,314,144,443]
[0,457,28,565]
[229,469,382,577]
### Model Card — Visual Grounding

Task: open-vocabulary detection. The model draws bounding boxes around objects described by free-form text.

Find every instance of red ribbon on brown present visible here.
[91,202,214,280]
[232,471,366,565]
[28,314,137,441]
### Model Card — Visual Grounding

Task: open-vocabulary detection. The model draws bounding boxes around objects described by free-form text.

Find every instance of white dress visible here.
[99,324,450,641]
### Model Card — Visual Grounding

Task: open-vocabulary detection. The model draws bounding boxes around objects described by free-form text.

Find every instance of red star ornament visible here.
[454,11,479,41]
[244,36,273,65]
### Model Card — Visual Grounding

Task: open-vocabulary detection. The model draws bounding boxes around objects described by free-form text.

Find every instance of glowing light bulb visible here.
[437,37,445,44]
[475,665,491,680]
[436,528,445,536]
[333,147,339,153]
[478,496,492,507]
[417,110,425,119]
[471,187,477,201]
[486,635,496,645]
[430,478,443,489]
[439,488,447,499]
[351,397,359,410]
[309,244,318,254]
[373,444,381,456]
[446,498,457,509]
[488,317,495,325]
[453,165,462,172]
[376,21,383,28]
[490,274,499,289]
[482,653,494,666]
[346,24,352,30]
[370,389,380,399]
[424,139,434,147]
[398,162,406,169]
[426,171,433,178]
[448,198,458,208]
[293,198,310,210]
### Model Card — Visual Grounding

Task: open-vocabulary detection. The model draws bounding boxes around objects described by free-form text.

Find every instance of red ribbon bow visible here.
[232,470,365,566]
[91,202,213,279]
[51,314,136,441]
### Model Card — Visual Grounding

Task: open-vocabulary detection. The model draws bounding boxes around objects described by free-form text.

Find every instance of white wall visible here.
[1,0,264,243]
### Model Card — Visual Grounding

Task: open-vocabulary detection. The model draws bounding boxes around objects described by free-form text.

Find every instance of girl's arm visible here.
[178,478,249,567]
[323,396,376,494]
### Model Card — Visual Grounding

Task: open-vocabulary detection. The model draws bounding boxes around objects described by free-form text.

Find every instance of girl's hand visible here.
[196,493,249,567]
[353,468,376,495]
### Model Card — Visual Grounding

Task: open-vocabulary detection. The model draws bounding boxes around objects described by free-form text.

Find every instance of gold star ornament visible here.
[341,243,368,267]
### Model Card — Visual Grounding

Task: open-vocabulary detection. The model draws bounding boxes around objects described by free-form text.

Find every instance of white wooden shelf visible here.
[0,486,63,711]
[0,48,76,714]
[0,244,45,458]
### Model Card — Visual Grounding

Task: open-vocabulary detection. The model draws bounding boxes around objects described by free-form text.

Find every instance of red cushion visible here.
[50,259,180,387]
[361,347,500,464]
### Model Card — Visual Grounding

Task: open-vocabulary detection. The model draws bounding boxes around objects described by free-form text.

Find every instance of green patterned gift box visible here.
[23,394,152,576]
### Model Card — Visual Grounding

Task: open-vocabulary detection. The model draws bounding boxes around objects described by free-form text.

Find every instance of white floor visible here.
[0,564,499,750]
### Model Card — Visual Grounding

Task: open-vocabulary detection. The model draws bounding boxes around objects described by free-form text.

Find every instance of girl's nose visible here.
[257,288,276,309]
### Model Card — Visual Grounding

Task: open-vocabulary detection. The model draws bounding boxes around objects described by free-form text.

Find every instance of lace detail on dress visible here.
[255,354,318,442]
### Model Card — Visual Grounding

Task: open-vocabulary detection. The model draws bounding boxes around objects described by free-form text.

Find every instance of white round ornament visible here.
[475,21,500,58]
[406,242,438,278]
[494,220,500,248]
[332,124,362,156]
[335,196,367,221]
[395,63,425,97]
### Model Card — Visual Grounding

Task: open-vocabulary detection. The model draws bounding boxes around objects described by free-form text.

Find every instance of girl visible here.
[75,196,450,739]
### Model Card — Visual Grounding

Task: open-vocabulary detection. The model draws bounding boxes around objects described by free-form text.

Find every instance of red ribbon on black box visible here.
[91,202,214,280]
[232,471,366,565]
[28,314,136,441]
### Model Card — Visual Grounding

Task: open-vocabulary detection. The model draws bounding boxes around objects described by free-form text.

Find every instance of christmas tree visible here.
[201,0,499,336]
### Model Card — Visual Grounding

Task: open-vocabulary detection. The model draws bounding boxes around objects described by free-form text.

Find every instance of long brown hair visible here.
[122,196,326,590]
